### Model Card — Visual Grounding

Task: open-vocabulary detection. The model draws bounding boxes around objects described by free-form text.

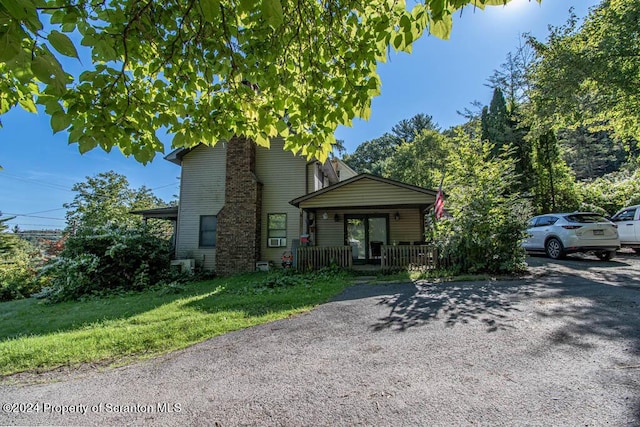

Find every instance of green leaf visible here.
[429,14,453,40]
[199,0,220,22]
[0,0,31,20]
[18,97,37,113]
[172,132,184,148]
[51,111,71,133]
[48,30,79,59]
[393,34,403,50]
[78,136,98,154]
[0,30,23,62]
[30,56,55,83]
[261,0,284,28]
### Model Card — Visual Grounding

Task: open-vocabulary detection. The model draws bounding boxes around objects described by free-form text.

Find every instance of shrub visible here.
[41,226,171,302]
[433,130,532,274]
[0,238,43,301]
[576,168,640,216]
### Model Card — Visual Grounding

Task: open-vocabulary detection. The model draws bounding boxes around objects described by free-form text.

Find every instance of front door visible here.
[345,215,388,264]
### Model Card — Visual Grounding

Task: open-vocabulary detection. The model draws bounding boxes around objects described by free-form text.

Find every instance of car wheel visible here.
[596,250,616,261]
[545,238,565,260]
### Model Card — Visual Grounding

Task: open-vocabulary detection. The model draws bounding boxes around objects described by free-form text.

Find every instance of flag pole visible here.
[434,171,445,220]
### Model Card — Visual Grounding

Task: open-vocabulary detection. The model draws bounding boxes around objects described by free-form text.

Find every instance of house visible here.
[143,136,439,275]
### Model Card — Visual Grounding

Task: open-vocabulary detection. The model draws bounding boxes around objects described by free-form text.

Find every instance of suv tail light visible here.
[562,225,582,230]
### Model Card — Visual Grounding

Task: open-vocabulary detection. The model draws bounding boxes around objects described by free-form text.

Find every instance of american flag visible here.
[434,187,444,220]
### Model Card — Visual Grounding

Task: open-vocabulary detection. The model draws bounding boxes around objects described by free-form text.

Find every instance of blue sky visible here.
[0,0,600,231]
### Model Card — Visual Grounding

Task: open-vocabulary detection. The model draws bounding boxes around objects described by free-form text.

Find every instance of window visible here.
[612,208,636,222]
[199,215,217,247]
[565,214,607,223]
[268,213,287,247]
[535,216,559,227]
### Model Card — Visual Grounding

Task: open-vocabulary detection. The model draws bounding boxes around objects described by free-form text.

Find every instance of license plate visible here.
[593,229,604,235]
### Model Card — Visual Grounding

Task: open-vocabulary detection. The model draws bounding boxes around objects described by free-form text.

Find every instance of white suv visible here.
[523,212,620,260]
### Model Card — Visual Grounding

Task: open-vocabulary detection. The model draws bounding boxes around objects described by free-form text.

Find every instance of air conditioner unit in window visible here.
[268,238,286,247]
[170,259,195,273]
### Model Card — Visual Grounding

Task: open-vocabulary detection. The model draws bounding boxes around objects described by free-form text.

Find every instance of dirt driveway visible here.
[2,252,640,426]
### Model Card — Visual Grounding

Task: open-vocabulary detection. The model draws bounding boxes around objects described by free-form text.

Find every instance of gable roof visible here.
[290,173,438,209]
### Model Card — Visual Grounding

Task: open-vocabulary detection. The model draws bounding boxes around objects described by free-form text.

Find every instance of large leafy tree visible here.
[558,127,626,181]
[343,112,439,173]
[64,171,169,234]
[1,0,526,163]
[384,129,450,188]
[533,130,579,213]
[528,0,640,143]
[342,133,399,175]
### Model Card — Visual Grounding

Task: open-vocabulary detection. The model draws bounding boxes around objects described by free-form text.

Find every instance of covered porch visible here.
[290,174,440,272]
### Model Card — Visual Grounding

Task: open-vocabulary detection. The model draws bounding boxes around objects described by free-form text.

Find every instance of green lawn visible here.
[0,271,351,377]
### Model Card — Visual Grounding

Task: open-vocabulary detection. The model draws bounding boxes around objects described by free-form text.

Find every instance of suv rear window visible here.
[565,214,607,223]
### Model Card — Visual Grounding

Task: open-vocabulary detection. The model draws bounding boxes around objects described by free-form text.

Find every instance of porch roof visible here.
[290,173,437,209]
[130,206,179,220]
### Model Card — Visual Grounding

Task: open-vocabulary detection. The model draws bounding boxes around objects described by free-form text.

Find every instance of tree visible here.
[384,129,450,188]
[342,133,400,175]
[343,112,441,174]
[528,0,640,145]
[480,88,533,192]
[0,216,17,255]
[435,127,531,274]
[533,130,579,213]
[558,127,627,181]
[64,171,168,234]
[391,113,440,142]
[481,87,509,155]
[487,39,535,109]
[1,0,529,163]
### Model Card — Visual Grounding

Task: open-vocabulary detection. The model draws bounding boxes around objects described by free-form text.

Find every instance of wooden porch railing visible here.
[381,245,439,272]
[296,246,353,272]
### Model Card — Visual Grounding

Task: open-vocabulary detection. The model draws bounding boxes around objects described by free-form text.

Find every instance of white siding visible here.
[256,138,308,266]
[175,144,226,270]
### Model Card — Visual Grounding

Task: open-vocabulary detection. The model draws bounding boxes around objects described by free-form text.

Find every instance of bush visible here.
[576,168,640,216]
[41,226,171,302]
[0,238,43,301]
[433,130,532,274]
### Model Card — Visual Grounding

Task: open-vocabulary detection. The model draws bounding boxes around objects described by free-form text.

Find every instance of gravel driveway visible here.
[2,252,640,426]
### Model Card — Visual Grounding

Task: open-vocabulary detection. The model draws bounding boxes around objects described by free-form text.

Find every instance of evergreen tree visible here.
[481,88,533,193]
[0,216,18,255]
[482,88,510,157]
[391,113,440,142]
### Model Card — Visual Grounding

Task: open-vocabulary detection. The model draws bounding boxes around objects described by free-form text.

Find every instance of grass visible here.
[0,270,351,377]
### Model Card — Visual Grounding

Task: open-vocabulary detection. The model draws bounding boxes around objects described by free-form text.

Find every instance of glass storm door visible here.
[346,215,388,264]
[346,217,366,262]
